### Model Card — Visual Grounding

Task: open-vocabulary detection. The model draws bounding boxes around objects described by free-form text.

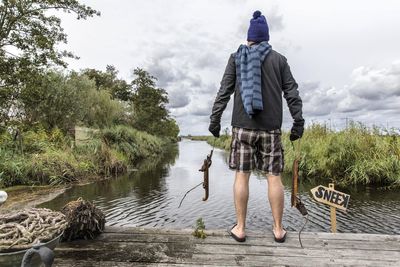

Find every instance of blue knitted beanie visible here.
[247,10,269,42]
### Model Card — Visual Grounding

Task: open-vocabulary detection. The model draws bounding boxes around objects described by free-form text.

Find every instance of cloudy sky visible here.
[59,0,400,135]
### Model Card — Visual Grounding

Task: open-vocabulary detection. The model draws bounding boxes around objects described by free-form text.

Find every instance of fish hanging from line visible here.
[178,140,215,208]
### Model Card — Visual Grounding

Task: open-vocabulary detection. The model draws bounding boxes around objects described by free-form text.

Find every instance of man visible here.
[209,10,304,243]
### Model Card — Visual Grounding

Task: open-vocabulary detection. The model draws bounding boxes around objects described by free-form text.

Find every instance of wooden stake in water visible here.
[329,183,337,233]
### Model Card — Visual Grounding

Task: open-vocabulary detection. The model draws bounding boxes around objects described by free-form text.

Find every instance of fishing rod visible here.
[178,138,216,208]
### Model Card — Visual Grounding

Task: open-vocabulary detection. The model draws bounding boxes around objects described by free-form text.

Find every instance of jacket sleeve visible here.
[210,54,236,123]
[281,57,305,126]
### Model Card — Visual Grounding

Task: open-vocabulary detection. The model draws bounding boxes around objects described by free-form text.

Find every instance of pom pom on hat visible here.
[253,10,262,19]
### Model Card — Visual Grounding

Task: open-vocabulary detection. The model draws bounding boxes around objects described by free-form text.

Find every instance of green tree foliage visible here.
[21,71,87,130]
[131,68,179,138]
[159,118,180,139]
[82,65,132,101]
[83,86,124,128]
[21,71,123,130]
[0,0,99,124]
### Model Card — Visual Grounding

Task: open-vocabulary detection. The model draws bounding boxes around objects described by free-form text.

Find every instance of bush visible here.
[0,129,87,187]
[101,125,164,163]
[0,125,167,187]
[0,149,29,186]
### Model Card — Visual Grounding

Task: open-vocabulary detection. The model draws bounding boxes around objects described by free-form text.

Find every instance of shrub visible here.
[101,125,163,163]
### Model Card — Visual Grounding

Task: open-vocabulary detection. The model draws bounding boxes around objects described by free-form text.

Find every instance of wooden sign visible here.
[310,184,350,211]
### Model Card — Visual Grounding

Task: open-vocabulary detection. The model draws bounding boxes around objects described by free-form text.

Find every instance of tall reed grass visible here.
[283,123,400,188]
[191,123,400,188]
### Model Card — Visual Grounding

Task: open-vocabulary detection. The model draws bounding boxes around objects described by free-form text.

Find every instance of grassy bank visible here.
[189,124,400,188]
[189,135,231,150]
[0,125,168,187]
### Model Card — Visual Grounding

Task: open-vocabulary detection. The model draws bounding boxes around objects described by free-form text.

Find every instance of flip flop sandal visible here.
[273,228,287,243]
[228,224,246,242]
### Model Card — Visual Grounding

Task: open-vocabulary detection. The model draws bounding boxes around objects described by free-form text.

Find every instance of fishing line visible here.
[298,214,309,249]
[178,182,203,208]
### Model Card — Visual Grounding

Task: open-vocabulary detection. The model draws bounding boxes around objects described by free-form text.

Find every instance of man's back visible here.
[210,49,304,131]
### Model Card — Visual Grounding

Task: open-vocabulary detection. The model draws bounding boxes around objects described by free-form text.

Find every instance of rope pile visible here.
[0,208,67,252]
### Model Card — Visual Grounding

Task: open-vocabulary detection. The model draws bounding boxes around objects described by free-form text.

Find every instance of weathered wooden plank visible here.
[52,227,400,267]
[56,242,400,261]
[54,261,205,267]
[92,232,400,251]
[53,253,399,267]
[103,227,400,242]
[54,239,400,264]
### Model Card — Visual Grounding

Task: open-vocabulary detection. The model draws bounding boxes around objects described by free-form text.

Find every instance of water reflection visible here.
[41,143,179,213]
[42,140,400,234]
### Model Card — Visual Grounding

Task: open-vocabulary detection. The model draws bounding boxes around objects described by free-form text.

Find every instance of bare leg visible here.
[231,171,251,238]
[267,174,286,238]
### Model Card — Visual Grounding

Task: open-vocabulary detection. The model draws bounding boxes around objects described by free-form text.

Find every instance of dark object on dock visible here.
[61,198,105,241]
[21,243,54,267]
[0,233,62,267]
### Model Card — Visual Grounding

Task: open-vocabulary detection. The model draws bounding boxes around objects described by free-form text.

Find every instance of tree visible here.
[82,84,124,128]
[21,71,124,131]
[21,71,90,130]
[158,118,180,139]
[0,0,99,125]
[130,68,179,138]
[82,65,132,101]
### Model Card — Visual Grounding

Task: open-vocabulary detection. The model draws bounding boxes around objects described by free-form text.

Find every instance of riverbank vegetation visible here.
[0,1,179,188]
[0,124,171,187]
[189,123,400,188]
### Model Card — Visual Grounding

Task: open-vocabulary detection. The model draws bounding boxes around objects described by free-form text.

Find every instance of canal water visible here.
[41,139,400,234]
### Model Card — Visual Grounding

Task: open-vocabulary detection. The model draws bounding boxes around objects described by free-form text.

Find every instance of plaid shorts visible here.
[229,127,284,175]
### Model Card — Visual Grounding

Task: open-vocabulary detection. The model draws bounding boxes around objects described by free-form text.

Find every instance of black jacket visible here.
[210,49,304,130]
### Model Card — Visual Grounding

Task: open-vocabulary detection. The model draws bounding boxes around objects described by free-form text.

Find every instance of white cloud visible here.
[300,61,400,129]
[57,0,400,133]
[350,62,400,100]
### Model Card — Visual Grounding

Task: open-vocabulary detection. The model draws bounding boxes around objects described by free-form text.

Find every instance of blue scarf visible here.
[235,41,271,118]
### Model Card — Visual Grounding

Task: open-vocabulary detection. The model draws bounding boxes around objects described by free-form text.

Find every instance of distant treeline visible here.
[188,123,400,189]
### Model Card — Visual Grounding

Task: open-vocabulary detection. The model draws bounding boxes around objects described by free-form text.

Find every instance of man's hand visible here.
[290,122,304,141]
[208,121,221,138]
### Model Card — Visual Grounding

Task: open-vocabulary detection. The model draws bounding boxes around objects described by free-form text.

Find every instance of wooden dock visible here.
[53,227,400,266]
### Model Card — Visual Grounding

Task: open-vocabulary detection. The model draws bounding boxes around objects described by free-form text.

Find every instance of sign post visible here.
[310,183,350,233]
[329,183,337,233]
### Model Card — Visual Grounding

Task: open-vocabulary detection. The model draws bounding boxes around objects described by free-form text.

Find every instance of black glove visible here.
[290,122,304,141]
[208,121,221,138]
